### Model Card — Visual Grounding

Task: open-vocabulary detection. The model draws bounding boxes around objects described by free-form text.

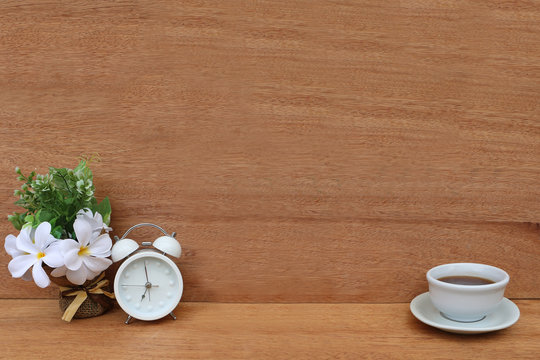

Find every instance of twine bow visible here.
[59,272,115,322]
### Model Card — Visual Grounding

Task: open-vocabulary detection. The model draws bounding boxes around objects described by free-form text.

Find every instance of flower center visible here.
[78,246,90,256]
[36,252,46,259]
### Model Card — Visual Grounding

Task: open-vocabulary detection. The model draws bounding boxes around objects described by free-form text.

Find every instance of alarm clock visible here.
[112,223,183,324]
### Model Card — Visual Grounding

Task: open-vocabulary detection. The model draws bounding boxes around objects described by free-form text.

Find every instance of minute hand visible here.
[144,261,149,282]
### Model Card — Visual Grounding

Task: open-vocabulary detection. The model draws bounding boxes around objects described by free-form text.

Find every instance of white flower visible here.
[53,217,112,285]
[50,265,99,283]
[5,230,32,282]
[76,208,112,236]
[7,222,64,288]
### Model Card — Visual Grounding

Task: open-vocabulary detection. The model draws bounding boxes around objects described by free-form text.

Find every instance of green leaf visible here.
[10,160,103,236]
[51,225,63,239]
[94,197,111,225]
[14,199,26,206]
[48,217,57,228]
[7,213,24,230]
[24,214,35,224]
[51,170,67,189]
[34,209,42,223]
[88,197,98,208]
[37,209,55,223]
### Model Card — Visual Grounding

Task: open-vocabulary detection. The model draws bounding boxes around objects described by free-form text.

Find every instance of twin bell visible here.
[111,231,181,263]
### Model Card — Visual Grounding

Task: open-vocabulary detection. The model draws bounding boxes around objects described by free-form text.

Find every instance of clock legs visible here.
[123,313,176,324]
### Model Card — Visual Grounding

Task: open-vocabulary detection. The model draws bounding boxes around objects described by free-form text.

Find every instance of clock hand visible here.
[144,261,153,302]
[122,284,159,287]
[141,287,148,302]
[144,260,149,282]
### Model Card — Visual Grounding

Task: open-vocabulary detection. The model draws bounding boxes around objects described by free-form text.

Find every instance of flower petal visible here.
[77,209,103,237]
[8,254,37,278]
[16,231,37,255]
[21,269,33,281]
[5,234,22,257]
[73,218,92,247]
[76,208,92,218]
[20,226,33,241]
[64,248,83,271]
[88,234,112,256]
[93,211,103,224]
[32,260,50,288]
[91,212,104,237]
[43,243,64,268]
[34,222,52,249]
[61,239,80,252]
[66,265,87,285]
[51,266,67,277]
[86,268,100,280]
[83,256,112,273]
[44,234,57,247]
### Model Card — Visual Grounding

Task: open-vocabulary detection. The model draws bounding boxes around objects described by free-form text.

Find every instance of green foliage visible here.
[8,159,112,240]
[93,197,111,226]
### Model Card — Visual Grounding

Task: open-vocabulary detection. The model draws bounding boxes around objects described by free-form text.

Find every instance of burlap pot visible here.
[58,290,112,318]
[45,267,115,320]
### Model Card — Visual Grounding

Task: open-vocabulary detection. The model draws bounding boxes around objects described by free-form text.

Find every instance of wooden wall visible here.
[0,1,539,302]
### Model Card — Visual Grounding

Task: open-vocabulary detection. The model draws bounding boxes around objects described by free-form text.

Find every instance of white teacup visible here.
[427,263,509,322]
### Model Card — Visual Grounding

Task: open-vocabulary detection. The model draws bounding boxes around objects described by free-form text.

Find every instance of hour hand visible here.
[140,288,148,302]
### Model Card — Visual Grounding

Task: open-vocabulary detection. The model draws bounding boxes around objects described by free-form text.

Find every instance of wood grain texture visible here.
[1,300,539,359]
[1,1,539,301]
[3,220,540,301]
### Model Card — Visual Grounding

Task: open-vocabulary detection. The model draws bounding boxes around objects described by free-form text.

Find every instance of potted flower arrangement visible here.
[4,158,115,321]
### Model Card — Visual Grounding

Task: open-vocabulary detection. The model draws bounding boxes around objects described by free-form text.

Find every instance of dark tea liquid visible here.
[438,276,495,285]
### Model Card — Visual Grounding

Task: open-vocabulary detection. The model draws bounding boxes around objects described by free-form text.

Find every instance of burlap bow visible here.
[59,272,115,322]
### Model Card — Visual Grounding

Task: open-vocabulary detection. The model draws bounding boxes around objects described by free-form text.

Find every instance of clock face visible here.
[114,251,183,321]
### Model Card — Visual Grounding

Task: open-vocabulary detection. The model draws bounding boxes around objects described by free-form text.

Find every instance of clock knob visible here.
[111,238,139,262]
[153,236,182,258]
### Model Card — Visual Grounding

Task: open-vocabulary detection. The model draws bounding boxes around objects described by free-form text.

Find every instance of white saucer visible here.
[410,292,520,334]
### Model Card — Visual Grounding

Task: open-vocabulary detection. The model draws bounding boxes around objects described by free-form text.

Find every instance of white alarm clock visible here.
[112,223,183,324]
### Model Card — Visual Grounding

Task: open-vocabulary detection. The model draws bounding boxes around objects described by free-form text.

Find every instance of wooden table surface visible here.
[1,299,539,359]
